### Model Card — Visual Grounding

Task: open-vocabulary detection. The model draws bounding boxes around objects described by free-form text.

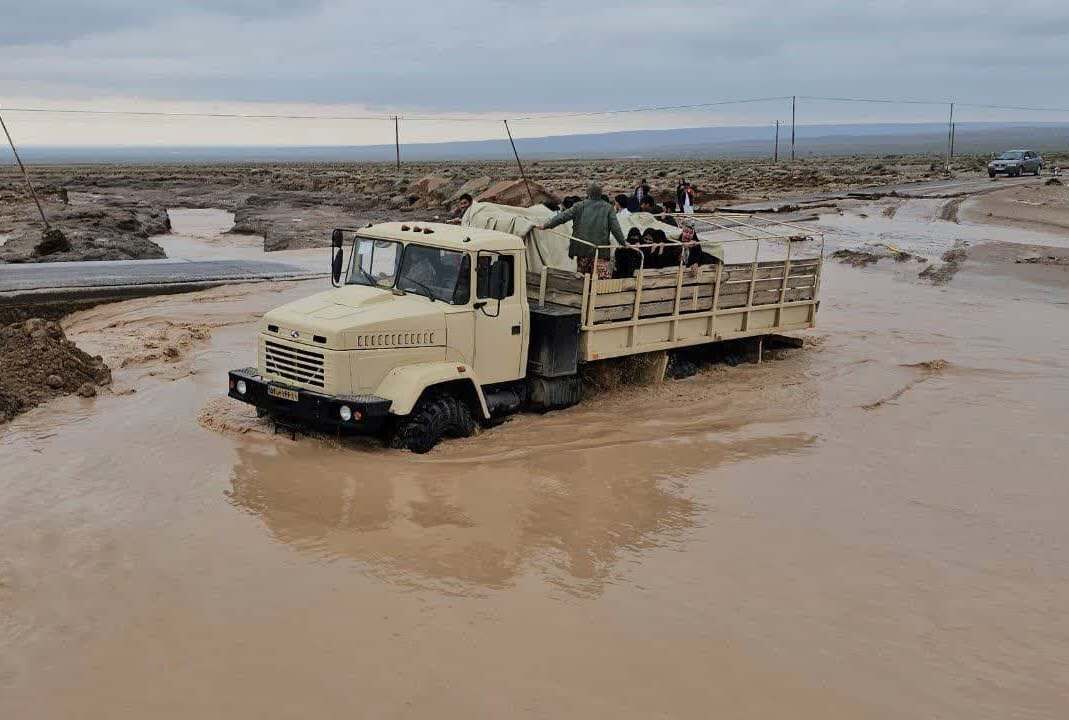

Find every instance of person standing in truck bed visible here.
[539,183,625,279]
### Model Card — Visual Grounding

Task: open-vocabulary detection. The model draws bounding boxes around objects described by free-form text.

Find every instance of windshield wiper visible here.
[399,277,439,302]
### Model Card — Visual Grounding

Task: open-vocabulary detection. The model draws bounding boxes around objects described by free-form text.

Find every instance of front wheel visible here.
[988,170,996,178]
[388,392,475,453]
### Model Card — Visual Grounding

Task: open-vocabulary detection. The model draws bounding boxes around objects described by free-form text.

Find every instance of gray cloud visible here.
[1,0,1067,113]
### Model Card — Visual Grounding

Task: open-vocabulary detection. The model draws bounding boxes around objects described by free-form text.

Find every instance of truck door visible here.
[473,251,527,384]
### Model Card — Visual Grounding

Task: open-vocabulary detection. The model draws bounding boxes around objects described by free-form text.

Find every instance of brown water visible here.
[2,217,1069,718]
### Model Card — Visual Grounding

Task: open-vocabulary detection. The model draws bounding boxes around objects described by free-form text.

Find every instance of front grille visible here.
[263,339,325,388]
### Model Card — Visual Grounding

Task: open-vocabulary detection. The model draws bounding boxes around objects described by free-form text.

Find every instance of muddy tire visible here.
[388,392,475,454]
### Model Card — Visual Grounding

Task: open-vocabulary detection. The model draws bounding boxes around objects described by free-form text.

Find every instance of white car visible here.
[988,150,1043,178]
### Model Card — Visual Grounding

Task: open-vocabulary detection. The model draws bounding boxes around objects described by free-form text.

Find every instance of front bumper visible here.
[227,367,392,432]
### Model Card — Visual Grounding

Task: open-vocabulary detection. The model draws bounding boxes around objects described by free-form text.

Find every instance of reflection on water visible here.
[227,428,816,595]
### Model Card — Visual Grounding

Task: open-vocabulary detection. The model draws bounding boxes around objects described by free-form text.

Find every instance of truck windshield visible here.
[348,237,401,287]
[347,236,470,305]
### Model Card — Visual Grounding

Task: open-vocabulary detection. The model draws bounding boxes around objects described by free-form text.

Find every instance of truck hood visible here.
[262,285,449,351]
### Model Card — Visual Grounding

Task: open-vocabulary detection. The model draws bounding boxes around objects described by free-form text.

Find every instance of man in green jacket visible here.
[539,183,625,278]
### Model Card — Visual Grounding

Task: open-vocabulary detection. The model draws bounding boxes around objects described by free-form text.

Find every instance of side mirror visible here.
[331,229,344,286]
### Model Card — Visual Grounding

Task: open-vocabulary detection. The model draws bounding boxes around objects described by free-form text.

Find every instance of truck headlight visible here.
[236,380,247,395]
[339,405,352,421]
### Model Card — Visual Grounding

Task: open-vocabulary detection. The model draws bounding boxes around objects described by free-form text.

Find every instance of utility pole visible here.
[394,115,401,173]
[774,120,780,163]
[790,96,796,161]
[949,122,956,167]
[945,103,954,173]
[503,120,534,206]
[0,109,49,229]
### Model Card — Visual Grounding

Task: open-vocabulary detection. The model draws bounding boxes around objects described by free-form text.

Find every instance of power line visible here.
[956,101,1069,113]
[0,106,391,121]
[799,95,949,106]
[800,95,1069,113]
[510,96,792,121]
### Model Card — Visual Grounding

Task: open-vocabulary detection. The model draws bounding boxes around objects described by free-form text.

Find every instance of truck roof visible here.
[360,221,526,252]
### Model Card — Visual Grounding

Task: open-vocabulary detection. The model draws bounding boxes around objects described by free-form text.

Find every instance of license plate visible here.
[267,385,299,402]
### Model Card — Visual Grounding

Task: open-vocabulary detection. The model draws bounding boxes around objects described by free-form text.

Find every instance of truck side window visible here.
[476,254,514,299]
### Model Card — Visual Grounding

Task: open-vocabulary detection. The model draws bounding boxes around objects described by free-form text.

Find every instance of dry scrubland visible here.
[6,153,1062,262]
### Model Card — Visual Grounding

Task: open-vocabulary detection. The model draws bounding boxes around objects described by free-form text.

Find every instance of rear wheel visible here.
[388,392,475,453]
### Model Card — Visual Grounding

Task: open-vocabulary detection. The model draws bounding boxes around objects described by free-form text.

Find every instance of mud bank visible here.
[960,180,1069,235]
[0,189,169,263]
[0,154,1029,257]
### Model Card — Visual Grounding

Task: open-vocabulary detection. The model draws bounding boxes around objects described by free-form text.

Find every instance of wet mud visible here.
[2,201,1069,718]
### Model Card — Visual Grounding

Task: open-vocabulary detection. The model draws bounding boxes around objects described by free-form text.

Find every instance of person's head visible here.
[641,228,657,243]
[614,194,630,211]
[627,227,642,244]
[543,201,560,212]
[586,183,603,200]
[651,229,668,244]
[562,195,580,209]
[457,193,473,213]
[681,222,698,243]
[639,196,655,212]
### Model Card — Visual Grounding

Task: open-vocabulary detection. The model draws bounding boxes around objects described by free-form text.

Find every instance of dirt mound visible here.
[0,319,111,423]
[919,242,968,285]
[938,197,964,223]
[476,179,558,207]
[1045,178,1063,186]
[34,228,72,255]
[832,249,883,267]
[904,359,949,373]
[1015,253,1069,266]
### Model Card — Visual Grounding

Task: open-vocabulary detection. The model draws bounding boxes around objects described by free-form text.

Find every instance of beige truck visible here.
[228,212,822,452]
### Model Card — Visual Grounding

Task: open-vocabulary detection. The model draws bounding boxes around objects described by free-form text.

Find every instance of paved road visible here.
[0,258,324,308]
[721,174,1044,213]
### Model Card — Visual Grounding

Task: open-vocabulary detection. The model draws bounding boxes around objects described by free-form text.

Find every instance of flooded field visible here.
[2,203,1069,718]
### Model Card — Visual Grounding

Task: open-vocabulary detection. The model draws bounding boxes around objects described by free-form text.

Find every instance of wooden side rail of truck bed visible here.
[526,220,823,361]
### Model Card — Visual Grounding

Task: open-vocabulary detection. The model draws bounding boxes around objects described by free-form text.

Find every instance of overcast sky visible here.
[2,0,1068,145]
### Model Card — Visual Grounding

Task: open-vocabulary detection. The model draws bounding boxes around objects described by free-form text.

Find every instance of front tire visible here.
[388,392,475,453]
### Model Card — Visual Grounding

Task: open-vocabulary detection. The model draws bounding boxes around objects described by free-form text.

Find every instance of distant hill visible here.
[7,121,1069,164]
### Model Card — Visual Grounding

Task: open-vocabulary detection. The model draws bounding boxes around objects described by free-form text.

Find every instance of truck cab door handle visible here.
[511,324,521,335]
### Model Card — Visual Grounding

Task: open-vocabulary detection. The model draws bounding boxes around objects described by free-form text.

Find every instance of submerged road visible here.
[721,174,1046,213]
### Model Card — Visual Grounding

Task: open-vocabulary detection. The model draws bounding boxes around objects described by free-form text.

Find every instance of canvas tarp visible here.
[462,202,723,272]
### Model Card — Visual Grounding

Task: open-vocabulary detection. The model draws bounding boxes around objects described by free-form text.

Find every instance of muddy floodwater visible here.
[2,207,1069,718]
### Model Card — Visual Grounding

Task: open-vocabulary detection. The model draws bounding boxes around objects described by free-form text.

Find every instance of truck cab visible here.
[228,222,578,452]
